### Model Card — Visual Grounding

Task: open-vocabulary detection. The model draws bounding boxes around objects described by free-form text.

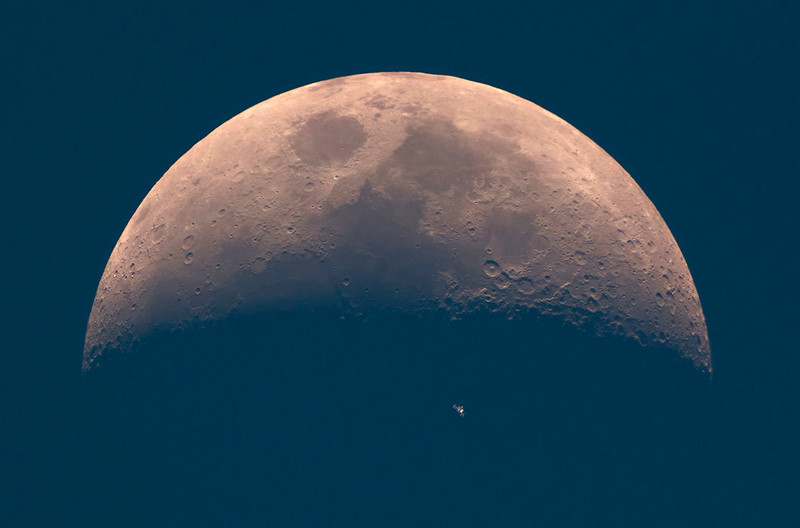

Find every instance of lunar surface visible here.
[84,72,710,372]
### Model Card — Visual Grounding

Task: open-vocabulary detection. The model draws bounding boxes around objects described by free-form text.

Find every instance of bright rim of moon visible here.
[84,72,710,372]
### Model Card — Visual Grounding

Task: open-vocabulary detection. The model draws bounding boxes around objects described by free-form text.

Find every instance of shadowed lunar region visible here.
[82,73,713,526]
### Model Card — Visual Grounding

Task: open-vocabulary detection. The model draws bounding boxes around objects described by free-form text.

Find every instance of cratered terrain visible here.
[81,73,713,526]
[84,72,709,371]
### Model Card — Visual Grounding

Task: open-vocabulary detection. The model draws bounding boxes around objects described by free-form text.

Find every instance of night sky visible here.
[4,1,799,526]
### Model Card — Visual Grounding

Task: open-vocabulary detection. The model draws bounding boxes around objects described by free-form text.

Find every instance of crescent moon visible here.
[84,72,710,373]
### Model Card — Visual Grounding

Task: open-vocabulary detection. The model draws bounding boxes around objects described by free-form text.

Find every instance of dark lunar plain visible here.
[3,2,799,527]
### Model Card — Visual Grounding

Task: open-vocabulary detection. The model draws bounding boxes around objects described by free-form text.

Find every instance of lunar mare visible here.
[84,72,710,372]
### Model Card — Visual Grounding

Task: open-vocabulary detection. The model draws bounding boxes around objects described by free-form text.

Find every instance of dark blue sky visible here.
[3,1,799,525]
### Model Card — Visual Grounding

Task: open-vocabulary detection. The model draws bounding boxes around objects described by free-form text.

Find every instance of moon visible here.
[84,72,709,373]
[81,72,713,525]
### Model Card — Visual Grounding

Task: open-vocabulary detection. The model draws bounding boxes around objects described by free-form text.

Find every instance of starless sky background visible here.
[2,1,799,525]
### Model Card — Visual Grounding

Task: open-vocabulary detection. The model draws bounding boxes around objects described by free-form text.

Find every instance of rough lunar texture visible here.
[84,72,710,372]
